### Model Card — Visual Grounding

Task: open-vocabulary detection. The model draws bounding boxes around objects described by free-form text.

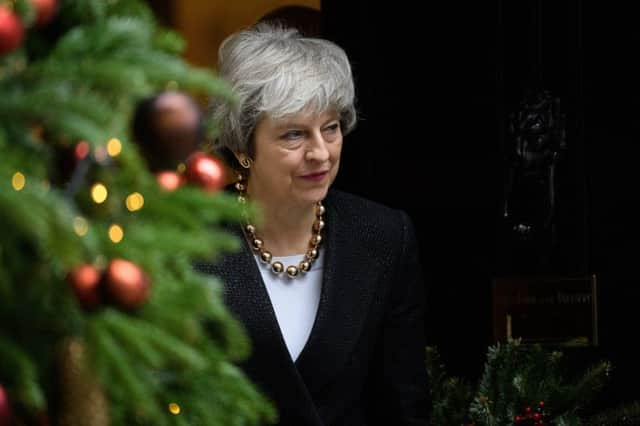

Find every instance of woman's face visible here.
[246,110,342,208]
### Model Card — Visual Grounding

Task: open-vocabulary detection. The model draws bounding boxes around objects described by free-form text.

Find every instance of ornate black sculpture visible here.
[503,90,566,246]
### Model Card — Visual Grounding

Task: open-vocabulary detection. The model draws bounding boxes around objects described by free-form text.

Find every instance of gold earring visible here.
[240,157,253,169]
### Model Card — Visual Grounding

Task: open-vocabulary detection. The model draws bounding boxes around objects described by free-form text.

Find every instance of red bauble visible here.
[32,0,58,26]
[66,264,103,311]
[0,385,11,426]
[156,170,184,191]
[184,152,226,192]
[0,6,24,55]
[104,259,150,309]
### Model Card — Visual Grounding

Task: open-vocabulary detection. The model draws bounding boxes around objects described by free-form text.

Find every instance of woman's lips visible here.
[300,171,329,182]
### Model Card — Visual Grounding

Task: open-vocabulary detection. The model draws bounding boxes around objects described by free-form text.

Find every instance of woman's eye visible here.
[324,123,340,133]
[323,123,341,140]
[283,130,304,140]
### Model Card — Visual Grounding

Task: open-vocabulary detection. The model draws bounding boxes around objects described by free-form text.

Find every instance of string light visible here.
[107,138,122,157]
[91,183,108,203]
[125,192,144,211]
[75,141,90,161]
[168,403,181,415]
[73,216,89,236]
[11,172,25,191]
[94,146,109,164]
[94,255,107,269]
[176,163,186,173]
[108,224,123,243]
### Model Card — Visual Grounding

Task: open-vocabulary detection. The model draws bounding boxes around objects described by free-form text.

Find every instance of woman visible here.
[197,23,430,425]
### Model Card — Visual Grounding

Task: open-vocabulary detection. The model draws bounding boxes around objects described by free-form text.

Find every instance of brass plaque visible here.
[492,275,598,346]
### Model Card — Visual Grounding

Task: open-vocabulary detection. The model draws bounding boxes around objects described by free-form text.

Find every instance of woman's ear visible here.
[234,152,253,169]
[233,151,246,164]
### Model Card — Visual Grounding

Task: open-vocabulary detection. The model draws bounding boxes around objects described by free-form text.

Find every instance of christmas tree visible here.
[427,340,640,425]
[0,0,275,424]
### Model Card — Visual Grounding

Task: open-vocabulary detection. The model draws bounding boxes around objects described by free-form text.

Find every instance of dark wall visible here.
[322,0,640,407]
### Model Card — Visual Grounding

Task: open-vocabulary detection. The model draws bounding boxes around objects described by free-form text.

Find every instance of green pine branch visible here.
[0,336,45,412]
[551,360,612,417]
[426,346,474,426]
[586,401,640,425]
[427,340,634,426]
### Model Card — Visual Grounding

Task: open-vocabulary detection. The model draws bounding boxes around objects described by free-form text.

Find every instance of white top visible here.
[254,250,324,361]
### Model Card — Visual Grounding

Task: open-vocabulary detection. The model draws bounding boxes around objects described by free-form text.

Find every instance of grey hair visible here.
[211,22,357,167]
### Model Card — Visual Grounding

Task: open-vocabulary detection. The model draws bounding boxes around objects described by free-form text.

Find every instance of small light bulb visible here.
[91,183,108,204]
[73,216,89,236]
[125,192,144,211]
[107,138,122,157]
[94,255,107,269]
[12,172,25,191]
[108,224,124,243]
[94,146,109,164]
[168,402,180,415]
[75,141,90,161]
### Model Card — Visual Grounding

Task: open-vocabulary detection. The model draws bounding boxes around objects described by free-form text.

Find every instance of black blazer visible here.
[197,190,430,425]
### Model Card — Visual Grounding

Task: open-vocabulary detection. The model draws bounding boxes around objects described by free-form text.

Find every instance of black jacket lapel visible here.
[294,193,380,396]
[202,225,324,425]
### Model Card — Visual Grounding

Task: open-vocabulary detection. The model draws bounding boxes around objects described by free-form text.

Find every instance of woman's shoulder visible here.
[324,190,419,263]
[325,189,412,237]
[326,188,397,214]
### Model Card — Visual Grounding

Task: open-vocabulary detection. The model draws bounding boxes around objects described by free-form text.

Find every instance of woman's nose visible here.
[306,133,330,162]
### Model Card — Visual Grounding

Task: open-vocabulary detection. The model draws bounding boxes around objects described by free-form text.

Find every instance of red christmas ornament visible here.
[515,401,549,426]
[32,0,58,26]
[0,385,11,426]
[184,152,226,192]
[104,259,150,309]
[156,170,184,191]
[0,5,24,55]
[66,264,103,311]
